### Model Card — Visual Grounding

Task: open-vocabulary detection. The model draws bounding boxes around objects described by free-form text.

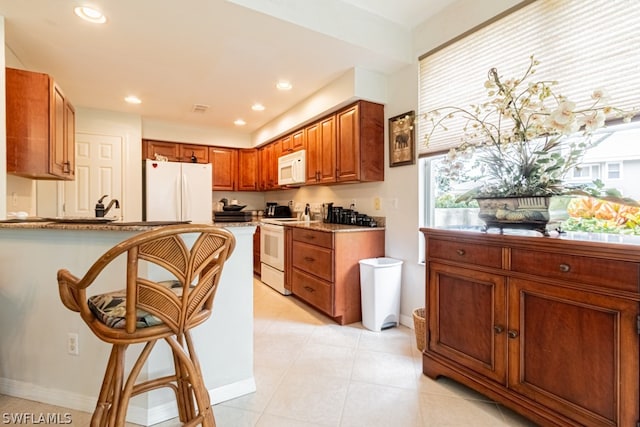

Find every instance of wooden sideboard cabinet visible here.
[420,228,640,427]
[288,227,384,325]
[6,67,75,180]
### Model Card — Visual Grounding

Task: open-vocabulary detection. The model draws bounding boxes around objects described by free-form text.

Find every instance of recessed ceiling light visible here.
[276,80,292,91]
[124,95,142,104]
[234,119,246,126]
[251,103,265,111]
[74,6,107,24]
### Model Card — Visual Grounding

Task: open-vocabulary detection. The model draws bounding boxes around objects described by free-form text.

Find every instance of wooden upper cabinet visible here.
[142,140,180,161]
[237,149,258,191]
[6,67,75,180]
[281,134,292,154]
[281,130,305,155]
[306,116,337,185]
[210,147,238,191]
[179,144,209,163]
[336,101,384,183]
[292,129,305,151]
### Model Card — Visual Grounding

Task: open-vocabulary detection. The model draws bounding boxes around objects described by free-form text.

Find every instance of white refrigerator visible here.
[144,159,213,223]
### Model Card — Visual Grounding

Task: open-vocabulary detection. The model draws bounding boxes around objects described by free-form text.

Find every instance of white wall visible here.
[143,118,251,148]
[252,67,388,146]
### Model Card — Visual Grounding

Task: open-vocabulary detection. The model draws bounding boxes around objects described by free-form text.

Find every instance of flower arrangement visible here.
[423,56,635,201]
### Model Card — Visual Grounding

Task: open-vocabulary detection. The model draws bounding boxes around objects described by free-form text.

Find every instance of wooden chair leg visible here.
[166,334,215,426]
[91,344,125,427]
[114,340,157,426]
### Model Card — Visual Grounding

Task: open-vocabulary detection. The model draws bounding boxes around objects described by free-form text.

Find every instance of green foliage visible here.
[435,193,479,208]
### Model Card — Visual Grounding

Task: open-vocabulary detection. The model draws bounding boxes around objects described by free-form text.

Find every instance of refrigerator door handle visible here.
[182,172,190,219]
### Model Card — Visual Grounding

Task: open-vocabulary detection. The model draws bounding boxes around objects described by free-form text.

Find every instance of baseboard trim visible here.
[0,376,257,426]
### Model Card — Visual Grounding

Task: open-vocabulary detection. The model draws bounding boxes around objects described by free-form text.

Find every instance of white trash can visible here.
[359,257,403,332]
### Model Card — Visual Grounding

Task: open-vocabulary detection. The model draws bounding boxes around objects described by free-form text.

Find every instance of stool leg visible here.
[166,333,215,426]
[114,340,157,426]
[90,344,126,427]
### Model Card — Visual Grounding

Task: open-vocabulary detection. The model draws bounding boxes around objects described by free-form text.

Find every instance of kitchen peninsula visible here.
[0,221,257,426]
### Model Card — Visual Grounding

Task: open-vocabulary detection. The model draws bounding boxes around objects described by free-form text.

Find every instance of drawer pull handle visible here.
[305,235,316,240]
[456,249,466,256]
[508,330,519,339]
[559,263,571,273]
[304,286,315,293]
[494,325,504,334]
[304,256,315,262]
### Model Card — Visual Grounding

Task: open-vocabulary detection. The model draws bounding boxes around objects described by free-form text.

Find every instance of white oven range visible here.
[260,218,317,295]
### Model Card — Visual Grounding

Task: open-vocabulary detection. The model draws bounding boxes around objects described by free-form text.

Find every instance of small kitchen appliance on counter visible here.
[264,202,292,218]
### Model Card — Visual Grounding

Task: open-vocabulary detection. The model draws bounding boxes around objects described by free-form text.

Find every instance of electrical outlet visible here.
[67,333,79,355]
[350,199,357,209]
[374,197,381,210]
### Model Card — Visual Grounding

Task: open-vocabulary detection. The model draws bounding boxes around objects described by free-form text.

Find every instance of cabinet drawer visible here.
[428,238,502,269]
[292,269,333,315]
[292,241,333,282]
[292,228,333,249]
[511,249,639,292]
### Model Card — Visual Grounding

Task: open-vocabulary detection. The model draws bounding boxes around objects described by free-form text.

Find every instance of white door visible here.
[181,163,212,223]
[145,160,182,221]
[64,133,123,218]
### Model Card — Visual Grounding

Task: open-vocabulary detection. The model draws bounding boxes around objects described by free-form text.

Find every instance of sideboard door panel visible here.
[508,277,639,426]
[429,262,507,384]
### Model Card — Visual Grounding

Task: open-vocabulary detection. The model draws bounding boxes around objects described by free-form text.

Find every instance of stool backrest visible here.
[61,225,235,336]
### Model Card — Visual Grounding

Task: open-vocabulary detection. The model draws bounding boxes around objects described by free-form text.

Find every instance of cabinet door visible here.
[508,277,639,427]
[336,105,360,182]
[51,84,67,178]
[143,140,180,161]
[64,101,75,178]
[428,262,507,384]
[305,122,320,183]
[237,149,258,191]
[210,147,237,190]
[281,134,292,154]
[291,129,305,151]
[318,116,337,184]
[179,144,209,163]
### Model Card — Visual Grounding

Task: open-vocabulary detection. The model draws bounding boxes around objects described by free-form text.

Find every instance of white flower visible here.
[591,87,609,102]
[581,110,606,134]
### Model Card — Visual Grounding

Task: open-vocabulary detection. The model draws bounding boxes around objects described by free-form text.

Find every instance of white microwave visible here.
[278,149,306,186]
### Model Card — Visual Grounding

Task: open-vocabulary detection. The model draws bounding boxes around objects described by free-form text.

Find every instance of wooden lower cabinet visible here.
[421,228,640,427]
[288,227,384,325]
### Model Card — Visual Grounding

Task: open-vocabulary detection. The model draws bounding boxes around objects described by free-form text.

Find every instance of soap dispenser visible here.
[95,195,108,217]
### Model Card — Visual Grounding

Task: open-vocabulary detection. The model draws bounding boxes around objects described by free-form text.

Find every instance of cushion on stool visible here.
[88,280,183,329]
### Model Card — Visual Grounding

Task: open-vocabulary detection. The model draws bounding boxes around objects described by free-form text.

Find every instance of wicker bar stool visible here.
[57,224,236,426]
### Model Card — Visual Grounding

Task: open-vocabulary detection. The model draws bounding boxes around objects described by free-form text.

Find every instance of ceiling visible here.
[0,0,455,134]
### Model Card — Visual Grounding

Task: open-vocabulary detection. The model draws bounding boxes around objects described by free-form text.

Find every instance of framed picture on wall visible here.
[388,111,415,167]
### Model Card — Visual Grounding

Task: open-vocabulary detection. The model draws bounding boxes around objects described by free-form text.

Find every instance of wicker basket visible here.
[413,307,426,352]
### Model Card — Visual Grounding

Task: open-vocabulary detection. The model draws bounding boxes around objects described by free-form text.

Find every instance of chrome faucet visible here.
[95,195,120,217]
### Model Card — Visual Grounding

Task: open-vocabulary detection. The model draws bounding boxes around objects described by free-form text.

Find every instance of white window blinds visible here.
[418,0,640,156]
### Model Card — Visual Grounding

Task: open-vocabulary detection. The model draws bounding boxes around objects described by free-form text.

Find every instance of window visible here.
[607,163,621,180]
[571,164,600,181]
[418,0,640,238]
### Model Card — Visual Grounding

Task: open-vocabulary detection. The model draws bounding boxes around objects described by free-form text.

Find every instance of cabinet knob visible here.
[456,249,466,256]
[493,325,504,334]
[304,256,315,262]
[507,330,519,339]
[559,263,571,273]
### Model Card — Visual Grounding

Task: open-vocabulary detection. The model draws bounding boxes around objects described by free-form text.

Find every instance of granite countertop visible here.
[0,219,259,231]
[283,221,384,233]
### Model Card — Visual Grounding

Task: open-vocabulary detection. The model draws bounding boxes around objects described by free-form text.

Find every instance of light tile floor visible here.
[0,278,538,426]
